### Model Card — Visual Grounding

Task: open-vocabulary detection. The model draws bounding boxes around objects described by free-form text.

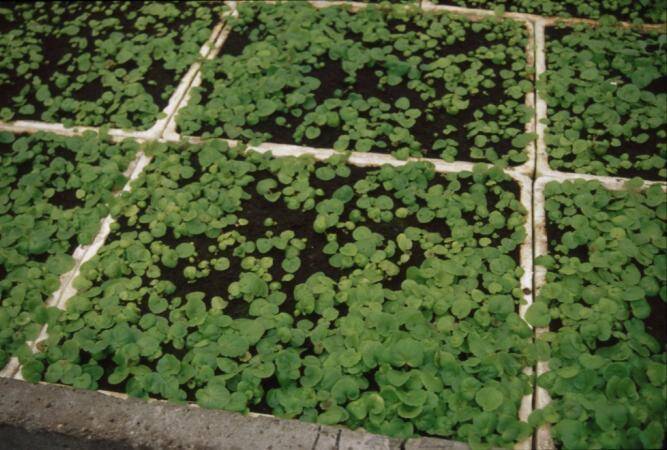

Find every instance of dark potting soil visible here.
[0,139,11,157]
[545,215,667,346]
[1,2,202,128]
[196,14,530,163]
[87,155,524,407]
[545,26,667,182]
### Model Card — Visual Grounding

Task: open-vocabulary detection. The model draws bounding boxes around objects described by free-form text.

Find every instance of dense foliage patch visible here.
[0,131,137,371]
[430,0,667,24]
[325,0,418,3]
[527,179,667,449]
[177,2,534,165]
[24,140,535,447]
[540,21,667,180]
[0,2,224,129]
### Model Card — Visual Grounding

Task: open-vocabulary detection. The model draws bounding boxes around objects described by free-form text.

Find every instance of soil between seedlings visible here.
[87,155,524,408]
[544,26,667,181]
[195,11,530,163]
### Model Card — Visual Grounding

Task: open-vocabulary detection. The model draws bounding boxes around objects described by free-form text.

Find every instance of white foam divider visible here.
[0,357,19,379]
[421,0,666,30]
[532,175,555,450]
[515,171,535,450]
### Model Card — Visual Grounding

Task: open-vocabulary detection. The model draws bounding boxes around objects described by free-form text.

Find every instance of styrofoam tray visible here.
[3,1,664,447]
[532,174,667,450]
[534,18,667,186]
[164,0,538,178]
[12,133,536,450]
[0,6,227,142]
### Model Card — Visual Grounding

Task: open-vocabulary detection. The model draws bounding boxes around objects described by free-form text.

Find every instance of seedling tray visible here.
[1,1,666,448]
[0,2,227,141]
[12,135,535,449]
[532,175,667,450]
[168,0,537,176]
[534,19,667,184]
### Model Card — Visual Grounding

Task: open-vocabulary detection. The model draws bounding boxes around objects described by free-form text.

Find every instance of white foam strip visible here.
[515,172,534,450]
[534,19,549,180]
[518,18,538,178]
[309,0,373,11]
[532,176,555,450]
[420,0,666,30]
[421,0,542,21]
[94,386,273,419]
[0,357,19,379]
[543,169,666,186]
[0,121,101,137]
[95,386,275,419]
[541,15,666,30]
[162,134,532,177]
[532,175,667,450]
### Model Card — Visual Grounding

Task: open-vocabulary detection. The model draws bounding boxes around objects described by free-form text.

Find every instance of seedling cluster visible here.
[528,179,666,449]
[540,21,666,180]
[20,141,534,447]
[0,2,224,129]
[0,131,137,371]
[176,2,535,165]
[0,1,664,449]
